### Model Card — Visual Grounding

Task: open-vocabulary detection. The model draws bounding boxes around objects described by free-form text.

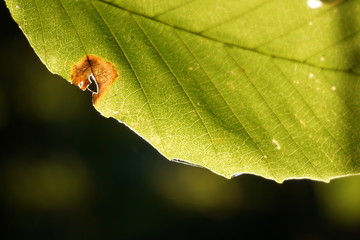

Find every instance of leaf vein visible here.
[272,59,354,167]
[225,47,324,179]
[174,29,274,176]
[91,1,169,156]
[131,14,221,158]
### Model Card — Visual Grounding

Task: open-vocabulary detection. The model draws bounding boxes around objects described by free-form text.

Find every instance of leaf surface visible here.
[6,0,360,182]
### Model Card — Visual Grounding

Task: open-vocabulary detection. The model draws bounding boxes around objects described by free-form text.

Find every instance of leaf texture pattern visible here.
[6,0,360,182]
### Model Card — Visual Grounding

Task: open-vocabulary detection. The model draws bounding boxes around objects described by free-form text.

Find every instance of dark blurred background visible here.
[1,1,360,239]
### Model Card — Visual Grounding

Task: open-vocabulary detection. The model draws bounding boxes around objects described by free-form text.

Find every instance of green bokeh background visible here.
[1,1,360,239]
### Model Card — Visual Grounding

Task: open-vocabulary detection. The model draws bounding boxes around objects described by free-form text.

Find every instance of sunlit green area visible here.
[6,0,360,182]
[1,1,359,238]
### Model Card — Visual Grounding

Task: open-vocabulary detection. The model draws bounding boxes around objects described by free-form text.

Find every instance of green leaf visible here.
[6,0,360,182]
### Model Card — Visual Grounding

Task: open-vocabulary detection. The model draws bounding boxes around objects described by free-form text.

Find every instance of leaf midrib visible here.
[98,0,360,77]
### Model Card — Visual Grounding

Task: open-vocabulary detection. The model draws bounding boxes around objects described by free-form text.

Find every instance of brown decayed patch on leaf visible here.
[71,55,118,104]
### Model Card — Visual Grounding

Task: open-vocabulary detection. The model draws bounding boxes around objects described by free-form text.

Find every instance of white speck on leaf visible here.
[307,0,323,9]
[320,56,325,61]
[331,86,336,91]
[188,67,193,71]
[272,139,281,150]
[309,73,314,78]
[15,5,19,8]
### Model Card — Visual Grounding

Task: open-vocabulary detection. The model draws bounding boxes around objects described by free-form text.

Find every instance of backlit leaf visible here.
[6,0,360,182]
